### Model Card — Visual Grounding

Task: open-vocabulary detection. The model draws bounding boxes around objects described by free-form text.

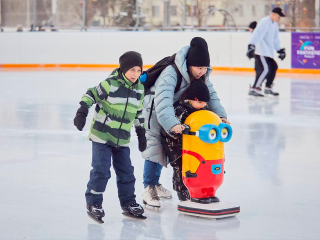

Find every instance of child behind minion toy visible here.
[160,80,210,202]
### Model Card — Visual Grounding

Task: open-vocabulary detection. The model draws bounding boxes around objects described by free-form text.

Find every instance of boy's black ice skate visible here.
[264,87,279,96]
[122,203,147,220]
[87,205,105,224]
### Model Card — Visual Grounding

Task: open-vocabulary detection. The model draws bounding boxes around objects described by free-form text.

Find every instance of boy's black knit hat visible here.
[186,37,210,67]
[186,80,210,102]
[119,51,143,74]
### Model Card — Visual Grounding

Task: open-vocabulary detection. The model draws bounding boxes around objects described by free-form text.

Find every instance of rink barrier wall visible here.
[1,64,320,74]
[0,31,319,74]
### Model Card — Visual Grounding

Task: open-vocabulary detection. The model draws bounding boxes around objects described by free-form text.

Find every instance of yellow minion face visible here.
[183,110,232,159]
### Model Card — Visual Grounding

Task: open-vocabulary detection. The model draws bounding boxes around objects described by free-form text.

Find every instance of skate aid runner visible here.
[73,51,147,223]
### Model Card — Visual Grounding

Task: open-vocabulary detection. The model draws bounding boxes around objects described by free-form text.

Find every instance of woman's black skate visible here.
[122,203,147,220]
[87,205,105,224]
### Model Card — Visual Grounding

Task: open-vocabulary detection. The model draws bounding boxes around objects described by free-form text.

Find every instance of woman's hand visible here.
[171,124,185,134]
[221,118,230,125]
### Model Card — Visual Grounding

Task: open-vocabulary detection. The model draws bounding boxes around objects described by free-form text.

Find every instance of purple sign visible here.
[291,32,320,69]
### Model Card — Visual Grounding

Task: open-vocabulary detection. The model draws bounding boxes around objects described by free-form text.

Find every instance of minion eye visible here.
[218,123,233,142]
[221,128,228,139]
[198,124,220,144]
[209,129,216,140]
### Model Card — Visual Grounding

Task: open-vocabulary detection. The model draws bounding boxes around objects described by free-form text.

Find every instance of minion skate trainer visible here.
[177,110,240,219]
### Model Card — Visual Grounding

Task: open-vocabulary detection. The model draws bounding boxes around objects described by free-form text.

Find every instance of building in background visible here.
[0,0,2,27]
[0,0,319,29]
[0,0,53,28]
[225,0,266,26]
[142,0,227,28]
[141,0,319,28]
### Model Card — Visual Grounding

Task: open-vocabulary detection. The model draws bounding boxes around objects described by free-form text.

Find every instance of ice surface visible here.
[0,70,320,240]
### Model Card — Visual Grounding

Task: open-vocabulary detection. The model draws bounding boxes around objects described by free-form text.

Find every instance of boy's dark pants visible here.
[85,142,136,208]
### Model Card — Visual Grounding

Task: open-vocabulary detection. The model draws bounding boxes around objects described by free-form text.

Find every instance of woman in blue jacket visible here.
[141,37,230,207]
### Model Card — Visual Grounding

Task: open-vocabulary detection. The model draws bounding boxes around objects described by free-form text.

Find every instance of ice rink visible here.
[0,69,320,240]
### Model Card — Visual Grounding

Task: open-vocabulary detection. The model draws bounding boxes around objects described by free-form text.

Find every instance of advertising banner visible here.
[291,32,320,69]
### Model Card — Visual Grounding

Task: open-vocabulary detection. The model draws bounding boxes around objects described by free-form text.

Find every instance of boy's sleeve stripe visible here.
[96,83,108,100]
[134,101,145,128]
[100,80,111,95]
[86,89,95,98]
[135,89,144,95]
[83,93,95,103]
[81,94,94,108]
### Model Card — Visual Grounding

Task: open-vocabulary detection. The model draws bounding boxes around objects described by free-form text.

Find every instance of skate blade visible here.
[265,94,279,97]
[143,200,160,209]
[247,95,265,100]
[87,211,104,224]
[159,195,173,199]
[122,212,147,220]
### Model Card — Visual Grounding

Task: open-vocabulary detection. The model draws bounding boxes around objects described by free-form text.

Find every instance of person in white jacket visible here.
[247,7,286,97]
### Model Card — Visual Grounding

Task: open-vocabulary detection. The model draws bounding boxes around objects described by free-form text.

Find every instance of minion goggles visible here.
[183,123,232,144]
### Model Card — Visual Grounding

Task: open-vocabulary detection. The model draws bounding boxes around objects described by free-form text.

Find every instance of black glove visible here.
[74,106,88,131]
[136,127,147,152]
[277,48,286,61]
[182,124,190,134]
[246,44,255,59]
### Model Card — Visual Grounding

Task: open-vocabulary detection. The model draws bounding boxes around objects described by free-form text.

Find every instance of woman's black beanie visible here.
[186,37,210,67]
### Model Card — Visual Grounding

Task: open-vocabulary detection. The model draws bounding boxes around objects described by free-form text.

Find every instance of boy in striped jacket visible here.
[74,51,146,223]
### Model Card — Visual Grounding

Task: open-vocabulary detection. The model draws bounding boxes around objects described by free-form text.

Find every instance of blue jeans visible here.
[143,159,163,188]
[85,142,136,208]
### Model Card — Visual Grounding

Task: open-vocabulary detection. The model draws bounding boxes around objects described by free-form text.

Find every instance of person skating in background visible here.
[248,21,257,96]
[16,25,23,32]
[160,80,211,201]
[247,7,286,97]
[248,21,257,33]
[141,37,229,208]
[73,51,147,223]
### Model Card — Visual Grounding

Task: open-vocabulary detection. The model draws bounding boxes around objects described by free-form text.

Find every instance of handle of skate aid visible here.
[182,124,191,134]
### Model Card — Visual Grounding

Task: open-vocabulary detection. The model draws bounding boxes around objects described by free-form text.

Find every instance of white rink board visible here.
[0,31,291,69]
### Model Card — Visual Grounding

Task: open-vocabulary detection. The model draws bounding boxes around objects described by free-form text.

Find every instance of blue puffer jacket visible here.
[141,45,227,167]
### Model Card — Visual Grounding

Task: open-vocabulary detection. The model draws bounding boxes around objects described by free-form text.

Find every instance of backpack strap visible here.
[172,63,182,94]
[148,64,183,129]
[148,99,155,129]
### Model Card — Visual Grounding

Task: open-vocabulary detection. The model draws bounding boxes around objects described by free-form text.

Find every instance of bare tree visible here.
[95,0,117,27]
[72,0,99,27]
[34,0,52,26]
[192,0,211,27]
[114,0,136,27]
[282,0,315,28]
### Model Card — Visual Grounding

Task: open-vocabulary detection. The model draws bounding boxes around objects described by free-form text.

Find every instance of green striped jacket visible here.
[80,68,145,147]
